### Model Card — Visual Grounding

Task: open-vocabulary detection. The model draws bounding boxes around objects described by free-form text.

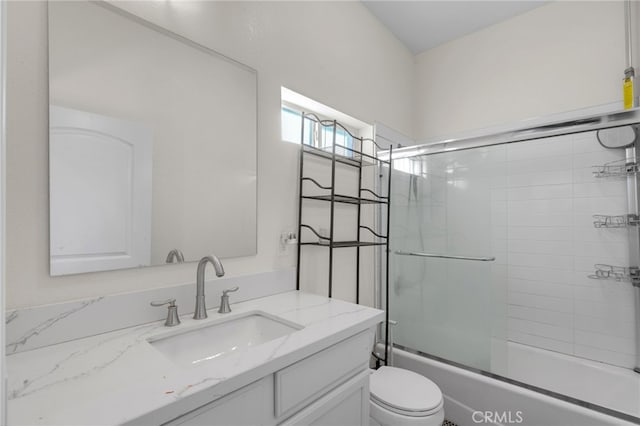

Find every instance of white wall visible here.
[6,1,414,308]
[414,1,628,141]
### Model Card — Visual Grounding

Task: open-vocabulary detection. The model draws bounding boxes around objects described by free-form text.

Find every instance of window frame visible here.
[281,103,357,158]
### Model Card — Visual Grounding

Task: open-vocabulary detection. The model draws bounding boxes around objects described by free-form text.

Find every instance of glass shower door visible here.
[389,145,508,372]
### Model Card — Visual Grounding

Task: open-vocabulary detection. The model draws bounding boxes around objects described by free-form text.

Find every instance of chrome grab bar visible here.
[394,250,496,262]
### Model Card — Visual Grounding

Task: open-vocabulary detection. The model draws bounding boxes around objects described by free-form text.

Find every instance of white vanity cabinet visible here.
[163,330,373,426]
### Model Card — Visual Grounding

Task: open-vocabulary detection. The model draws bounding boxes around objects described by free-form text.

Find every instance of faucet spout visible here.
[194,255,225,320]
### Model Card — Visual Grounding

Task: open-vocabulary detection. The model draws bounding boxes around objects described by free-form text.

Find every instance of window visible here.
[281,105,355,158]
[281,106,313,145]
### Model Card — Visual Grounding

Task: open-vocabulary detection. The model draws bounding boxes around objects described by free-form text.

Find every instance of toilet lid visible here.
[370,367,443,417]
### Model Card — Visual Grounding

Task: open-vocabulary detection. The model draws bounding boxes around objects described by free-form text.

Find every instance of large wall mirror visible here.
[48,1,257,276]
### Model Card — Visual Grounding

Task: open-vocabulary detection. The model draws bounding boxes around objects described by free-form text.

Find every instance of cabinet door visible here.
[165,376,276,426]
[275,330,373,418]
[279,370,370,426]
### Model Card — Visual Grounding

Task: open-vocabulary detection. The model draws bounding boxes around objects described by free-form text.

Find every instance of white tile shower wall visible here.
[503,131,635,368]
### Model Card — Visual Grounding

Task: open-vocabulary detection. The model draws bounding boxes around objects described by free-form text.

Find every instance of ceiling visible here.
[362,1,547,54]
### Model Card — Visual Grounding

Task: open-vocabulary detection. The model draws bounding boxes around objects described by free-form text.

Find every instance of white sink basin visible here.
[148,311,302,366]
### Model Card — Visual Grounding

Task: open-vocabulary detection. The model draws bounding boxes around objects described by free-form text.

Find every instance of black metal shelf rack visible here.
[295,112,393,366]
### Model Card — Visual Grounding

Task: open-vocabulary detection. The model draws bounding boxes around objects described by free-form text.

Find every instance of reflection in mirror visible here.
[596,125,637,149]
[48,1,257,276]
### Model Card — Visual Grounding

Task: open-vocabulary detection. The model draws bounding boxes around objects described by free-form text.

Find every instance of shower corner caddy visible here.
[590,154,640,287]
[589,264,640,283]
[592,159,640,178]
[294,112,393,366]
[592,214,640,228]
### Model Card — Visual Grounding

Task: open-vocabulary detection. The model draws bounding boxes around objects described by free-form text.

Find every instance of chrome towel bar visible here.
[394,250,496,262]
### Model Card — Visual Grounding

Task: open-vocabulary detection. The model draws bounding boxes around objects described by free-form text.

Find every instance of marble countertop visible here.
[7,291,384,426]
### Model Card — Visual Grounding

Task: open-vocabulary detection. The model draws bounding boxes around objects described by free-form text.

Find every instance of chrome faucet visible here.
[194,255,225,320]
[165,249,185,264]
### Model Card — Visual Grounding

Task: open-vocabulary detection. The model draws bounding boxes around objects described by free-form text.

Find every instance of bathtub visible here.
[389,342,640,426]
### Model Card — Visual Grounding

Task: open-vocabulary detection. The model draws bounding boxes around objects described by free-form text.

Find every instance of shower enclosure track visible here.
[383,107,640,160]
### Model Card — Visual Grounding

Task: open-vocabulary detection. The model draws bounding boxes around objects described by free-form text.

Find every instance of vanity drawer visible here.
[274,329,373,418]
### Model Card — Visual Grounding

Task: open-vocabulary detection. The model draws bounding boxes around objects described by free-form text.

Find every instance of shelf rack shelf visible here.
[295,112,393,366]
[301,176,389,205]
[302,144,362,168]
[300,241,387,248]
[302,194,387,205]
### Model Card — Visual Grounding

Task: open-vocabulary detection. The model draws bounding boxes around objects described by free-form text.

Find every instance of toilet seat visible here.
[370,367,444,418]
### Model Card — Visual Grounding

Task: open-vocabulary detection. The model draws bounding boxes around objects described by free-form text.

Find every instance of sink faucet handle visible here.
[218,287,239,314]
[150,298,177,307]
[150,298,181,327]
[222,286,239,296]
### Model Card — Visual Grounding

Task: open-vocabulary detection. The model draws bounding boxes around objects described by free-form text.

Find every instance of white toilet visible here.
[369,366,445,426]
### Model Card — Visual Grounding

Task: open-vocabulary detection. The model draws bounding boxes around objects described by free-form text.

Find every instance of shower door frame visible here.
[0,0,6,422]
[378,106,640,425]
